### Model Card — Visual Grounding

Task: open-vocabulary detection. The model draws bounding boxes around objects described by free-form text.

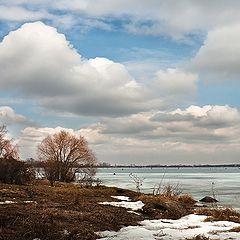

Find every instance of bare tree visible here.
[38,130,97,184]
[0,125,34,185]
[0,125,19,159]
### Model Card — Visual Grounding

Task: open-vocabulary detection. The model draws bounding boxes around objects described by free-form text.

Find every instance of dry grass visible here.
[138,193,174,202]
[138,190,195,203]
[194,207,240,223]
[137,192,195,219]
[177,194,196,205]
[0,181,142,240]
[0,181,212,240]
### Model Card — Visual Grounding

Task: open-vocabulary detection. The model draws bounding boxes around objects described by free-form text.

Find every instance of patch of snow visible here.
[98,227,155,240]
[111,196,130,201]
[98,214,240,240]
[99,200,144,211]
[0,200,16,204]
[23,200,36,203]
[0,200,37,204]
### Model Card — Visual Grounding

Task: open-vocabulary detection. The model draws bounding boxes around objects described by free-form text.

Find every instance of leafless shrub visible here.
[129,173,144,193]
[152,173,165,195]
[0,157,35,185]
[38,130,97,186]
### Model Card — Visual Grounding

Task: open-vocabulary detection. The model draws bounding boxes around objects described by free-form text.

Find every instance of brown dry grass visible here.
[137,191,195,203]
[0,181,141,240]
[194,207,240,223]
[137,193,195,219]
[177,194,196,205]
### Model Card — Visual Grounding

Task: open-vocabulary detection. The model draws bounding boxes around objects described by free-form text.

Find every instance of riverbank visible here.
[0,180,239,240]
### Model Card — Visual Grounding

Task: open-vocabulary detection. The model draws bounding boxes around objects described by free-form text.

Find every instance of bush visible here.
[177,194,196,205]
[0,157,35,185]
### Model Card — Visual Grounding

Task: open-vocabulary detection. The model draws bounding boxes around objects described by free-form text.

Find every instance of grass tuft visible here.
[137,192,195,219]
[195,207,240,223]
[177,194,196,205]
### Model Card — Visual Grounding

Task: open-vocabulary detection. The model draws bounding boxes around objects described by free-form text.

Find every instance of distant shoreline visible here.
[96,164,240,168]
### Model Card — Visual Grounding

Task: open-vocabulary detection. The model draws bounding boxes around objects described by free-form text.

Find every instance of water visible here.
[96,167,240,209]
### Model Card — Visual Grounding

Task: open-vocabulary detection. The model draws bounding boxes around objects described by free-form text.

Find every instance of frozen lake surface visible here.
[96,167,240,209]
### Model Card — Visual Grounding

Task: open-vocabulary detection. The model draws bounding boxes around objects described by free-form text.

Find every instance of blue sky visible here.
[0,1,240,164]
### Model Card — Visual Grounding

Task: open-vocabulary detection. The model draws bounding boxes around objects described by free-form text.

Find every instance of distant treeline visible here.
[26,160,240,169]
[96,164,240,168]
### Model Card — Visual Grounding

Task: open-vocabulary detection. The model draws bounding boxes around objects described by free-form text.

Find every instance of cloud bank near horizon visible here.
[16,104,240,164]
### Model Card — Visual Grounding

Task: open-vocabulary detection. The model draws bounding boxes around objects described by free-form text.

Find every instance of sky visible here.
[0,0,240,165]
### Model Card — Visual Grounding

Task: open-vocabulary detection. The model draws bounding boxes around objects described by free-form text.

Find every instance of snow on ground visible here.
[0,200,36,204]
[0,200,16,204]
[111,196,130,201]
[99,200,144,211]
[98,214,240,240]
[99,195,144,211]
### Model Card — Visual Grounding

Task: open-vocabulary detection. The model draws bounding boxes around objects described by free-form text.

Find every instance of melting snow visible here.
[99,195,144,211]
[99,200,144,211]
[0,200,36,204]
[111,196,130,201]
[98,214,240,240]
[0,200,16,204]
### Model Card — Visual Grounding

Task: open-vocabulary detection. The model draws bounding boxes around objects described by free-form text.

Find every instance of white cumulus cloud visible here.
[0,22,155,117]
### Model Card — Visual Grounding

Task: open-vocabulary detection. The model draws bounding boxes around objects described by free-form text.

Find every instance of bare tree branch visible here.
[0,125,19,160]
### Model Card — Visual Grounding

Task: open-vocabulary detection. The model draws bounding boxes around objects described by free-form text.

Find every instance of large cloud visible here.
[0,22,196,117]
[0,22,157,116]
[190,24,240,80]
